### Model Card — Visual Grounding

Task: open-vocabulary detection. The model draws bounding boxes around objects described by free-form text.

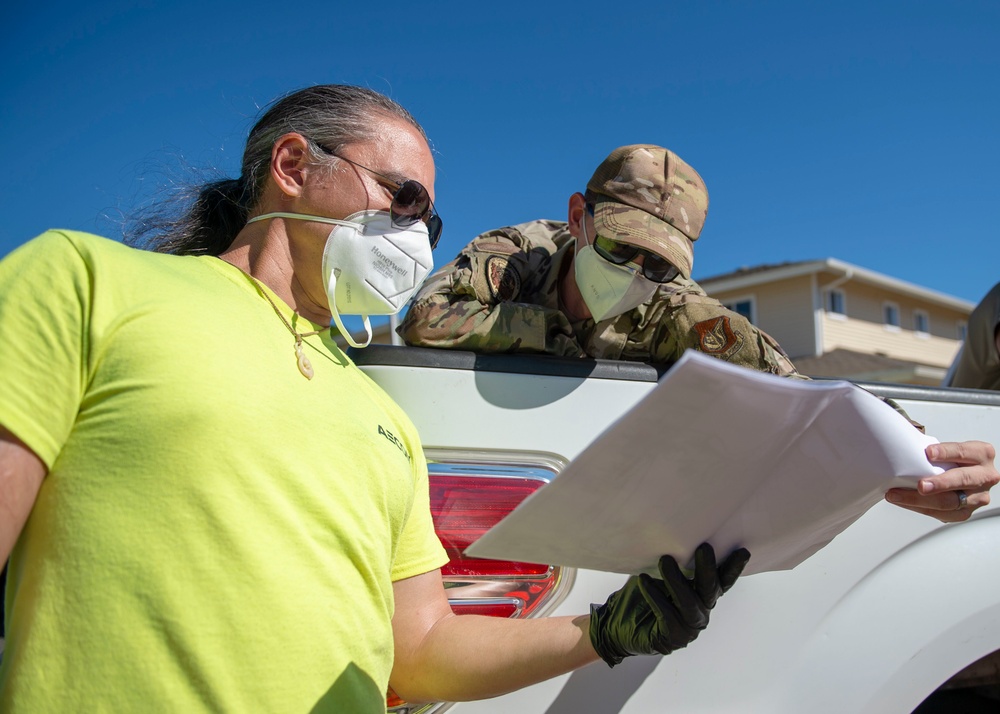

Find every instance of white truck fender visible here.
[774,513,1000,713]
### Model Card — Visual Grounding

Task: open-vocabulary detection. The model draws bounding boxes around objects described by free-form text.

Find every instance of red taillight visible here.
[429,472,561,619]
[431,474,548,576]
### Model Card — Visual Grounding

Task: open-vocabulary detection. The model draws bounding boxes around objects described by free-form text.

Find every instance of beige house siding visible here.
[709,276,817,359]
[821,315,960,367]
[819,281,964,367]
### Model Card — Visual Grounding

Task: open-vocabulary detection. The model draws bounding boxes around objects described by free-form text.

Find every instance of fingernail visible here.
[918,480,933,494]
[885,491,900,503]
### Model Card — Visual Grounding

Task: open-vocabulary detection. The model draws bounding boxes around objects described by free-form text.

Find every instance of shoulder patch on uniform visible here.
[486,254,521,302]
[694,316,745,356]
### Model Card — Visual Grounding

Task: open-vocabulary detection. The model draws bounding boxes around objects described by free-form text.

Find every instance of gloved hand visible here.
[589,543,751,667]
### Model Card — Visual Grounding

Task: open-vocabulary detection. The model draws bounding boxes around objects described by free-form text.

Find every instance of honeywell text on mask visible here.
[370,245,410,280]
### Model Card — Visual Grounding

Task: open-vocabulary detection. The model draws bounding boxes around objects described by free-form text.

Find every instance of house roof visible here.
[697,258,974,312]
[792,348,947,384]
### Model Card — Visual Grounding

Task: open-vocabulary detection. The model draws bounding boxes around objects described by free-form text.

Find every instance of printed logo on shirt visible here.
[378,424,412,461]
[694,316,744,356]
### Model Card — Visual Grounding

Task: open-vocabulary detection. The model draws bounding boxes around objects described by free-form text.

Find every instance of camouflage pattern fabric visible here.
[398,220,799,376]
[947,280,1000,390]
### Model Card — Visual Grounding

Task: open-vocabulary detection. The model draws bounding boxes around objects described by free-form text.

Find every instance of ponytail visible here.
[128,177,250,255]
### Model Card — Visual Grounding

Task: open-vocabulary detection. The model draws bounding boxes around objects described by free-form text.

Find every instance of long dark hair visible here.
[126,85,426,255]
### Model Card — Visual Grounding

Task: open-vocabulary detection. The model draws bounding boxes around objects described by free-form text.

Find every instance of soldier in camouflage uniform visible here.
[399,144,797,375]
[399,144,998,525]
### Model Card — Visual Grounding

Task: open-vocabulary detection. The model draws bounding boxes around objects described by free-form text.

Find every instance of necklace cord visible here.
[237,268,330,379]
[241,271,330,340]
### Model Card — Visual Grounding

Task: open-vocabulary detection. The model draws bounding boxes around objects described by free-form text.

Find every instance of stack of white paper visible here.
[466,350,943,576]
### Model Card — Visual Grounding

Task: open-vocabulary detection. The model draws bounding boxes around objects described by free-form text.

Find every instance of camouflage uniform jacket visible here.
[398,219,798,375]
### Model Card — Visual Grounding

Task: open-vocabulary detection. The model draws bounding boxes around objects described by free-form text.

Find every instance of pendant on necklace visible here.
[295,341,315,380]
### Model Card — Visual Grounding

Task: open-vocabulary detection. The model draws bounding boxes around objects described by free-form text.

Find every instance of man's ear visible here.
[270,133,312,197]
[567,192,587,238]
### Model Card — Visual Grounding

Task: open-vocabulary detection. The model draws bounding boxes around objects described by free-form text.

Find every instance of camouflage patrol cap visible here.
[586,145,709,279]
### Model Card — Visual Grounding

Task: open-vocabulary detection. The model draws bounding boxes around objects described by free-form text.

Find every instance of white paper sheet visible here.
[465,350,944,576]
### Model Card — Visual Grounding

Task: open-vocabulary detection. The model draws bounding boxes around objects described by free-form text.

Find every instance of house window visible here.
[883,302,900,329]
[913,310,929,335]
[825,289,846,315]
[723,298,755,325]
[957,322,968,341]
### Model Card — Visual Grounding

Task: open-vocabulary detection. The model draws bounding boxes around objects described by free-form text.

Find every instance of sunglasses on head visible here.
[311,140,443,249]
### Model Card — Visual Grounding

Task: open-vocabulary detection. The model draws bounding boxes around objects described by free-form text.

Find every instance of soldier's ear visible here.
[567,193,587,238]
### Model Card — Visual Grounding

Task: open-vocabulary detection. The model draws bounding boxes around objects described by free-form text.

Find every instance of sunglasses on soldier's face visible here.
[312,141,443,249]
[585,203,679,283]
[592,234,680,283]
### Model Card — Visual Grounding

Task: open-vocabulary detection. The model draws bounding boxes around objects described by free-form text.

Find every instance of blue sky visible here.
[3,0,998,320]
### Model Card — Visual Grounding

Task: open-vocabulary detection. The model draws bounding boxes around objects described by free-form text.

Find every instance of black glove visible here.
[589,543,751,667]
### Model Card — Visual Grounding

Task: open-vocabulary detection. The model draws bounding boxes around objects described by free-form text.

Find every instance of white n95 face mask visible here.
[573,221,657,323]
[247,209,434,348]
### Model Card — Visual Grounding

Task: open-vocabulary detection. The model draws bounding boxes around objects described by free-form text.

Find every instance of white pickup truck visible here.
[350,344,1000,714]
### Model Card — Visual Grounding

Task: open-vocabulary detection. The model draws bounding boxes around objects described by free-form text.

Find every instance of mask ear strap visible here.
[247,212,359,229]
[580,212,590,245]
[326,269,373,349]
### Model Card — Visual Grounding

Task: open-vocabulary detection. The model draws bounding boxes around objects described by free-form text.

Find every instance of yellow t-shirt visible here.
[0,230,447,712]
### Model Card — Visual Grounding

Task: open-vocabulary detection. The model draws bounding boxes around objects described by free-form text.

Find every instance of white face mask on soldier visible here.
[573,219,657,322]
[247,210,434,348]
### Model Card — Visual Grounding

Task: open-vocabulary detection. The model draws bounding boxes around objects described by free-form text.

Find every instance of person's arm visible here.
[646,288,798,376]
[1,425,47,565]
[885,440,998,522]
[401,282,579,356]
[389,544,749,703]
[389,570,596,702]
[399,231,583,357]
